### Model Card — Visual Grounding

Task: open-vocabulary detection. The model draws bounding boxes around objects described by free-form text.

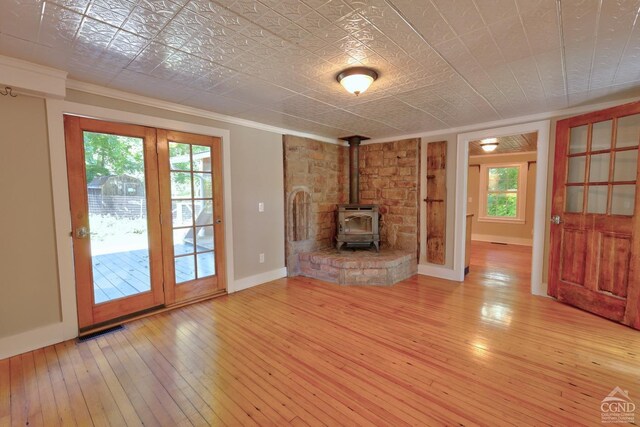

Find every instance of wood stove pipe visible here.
[341,135,370,204]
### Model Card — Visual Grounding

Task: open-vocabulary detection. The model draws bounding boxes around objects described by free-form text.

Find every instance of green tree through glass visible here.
[83,132,145,183]
[487,167,519,217]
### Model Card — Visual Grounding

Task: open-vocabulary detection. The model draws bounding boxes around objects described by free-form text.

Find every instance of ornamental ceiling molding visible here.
[0,55,68,99]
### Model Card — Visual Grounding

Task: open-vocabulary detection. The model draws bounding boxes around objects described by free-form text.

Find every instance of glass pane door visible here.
[84,132,152,304]
[565,114,640,216]
[158,130,226,304]
[168,142,216,284]
[64,116,164,329]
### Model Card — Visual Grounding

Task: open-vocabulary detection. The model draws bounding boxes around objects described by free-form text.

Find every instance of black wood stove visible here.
[336,135,380,251]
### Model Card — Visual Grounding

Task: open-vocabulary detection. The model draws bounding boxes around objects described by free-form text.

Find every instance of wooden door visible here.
[549,101,640,329]
[65,116,165,329]
[158,130,226,304]
[426,141,447,265]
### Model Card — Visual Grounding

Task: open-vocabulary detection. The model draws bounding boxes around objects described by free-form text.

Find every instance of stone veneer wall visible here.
[359,138,420,254]
[283,135,348,275]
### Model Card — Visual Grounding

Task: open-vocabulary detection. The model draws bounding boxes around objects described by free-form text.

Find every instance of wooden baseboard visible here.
[0,323,68,361]
[417,264,462,281]
[233,267,288,292]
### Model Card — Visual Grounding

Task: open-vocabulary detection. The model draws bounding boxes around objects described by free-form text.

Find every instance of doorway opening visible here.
[454,120,550,295]
[465,133,537,291]
[65,116,227,330]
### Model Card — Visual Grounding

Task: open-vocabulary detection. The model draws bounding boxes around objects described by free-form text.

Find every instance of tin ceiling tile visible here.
[49,0,90,13]
[387,0,456,46]
[472,0,519,25]
[0,0,638,138]
[460,28,506,70]
[560,0,599,46]
[38,4,83,48]
[430,0,486,37]
[315,0,353,22]
[519,0,561,55]
[488,15,533,63]
[0,0,44,42]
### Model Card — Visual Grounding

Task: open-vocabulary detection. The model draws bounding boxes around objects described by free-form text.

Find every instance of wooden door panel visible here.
[426,140,447,265]
[549,100,640,329]
[597,233,631,298]
[557,285,626,322]
[560,228,587,285]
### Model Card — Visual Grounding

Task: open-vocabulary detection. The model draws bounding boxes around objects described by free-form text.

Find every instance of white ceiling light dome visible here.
[336,67,379,96]
[480,138,499,152]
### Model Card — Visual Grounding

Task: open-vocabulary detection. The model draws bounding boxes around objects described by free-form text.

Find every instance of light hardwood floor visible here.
[467,240,533,290]
[2,244,639,426]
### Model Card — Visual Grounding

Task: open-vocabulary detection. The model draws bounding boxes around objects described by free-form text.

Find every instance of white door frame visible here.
[454,120,550,295]
[45,99,235,341]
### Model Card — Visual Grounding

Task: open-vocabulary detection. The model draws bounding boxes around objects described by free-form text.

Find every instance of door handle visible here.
[75,226,90,239]
[550,215,562,225]
[215,219,222,224]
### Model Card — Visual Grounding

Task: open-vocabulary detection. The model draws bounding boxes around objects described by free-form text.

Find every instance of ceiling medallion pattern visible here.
[1,0,639,138]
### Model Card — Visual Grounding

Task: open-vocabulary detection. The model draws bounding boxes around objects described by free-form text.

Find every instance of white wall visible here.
[0,94,62,337]
[228,126,285,279]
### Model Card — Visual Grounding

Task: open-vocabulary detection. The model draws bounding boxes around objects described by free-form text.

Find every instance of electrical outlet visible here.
[258,202,265,212]
[259,253,265,263]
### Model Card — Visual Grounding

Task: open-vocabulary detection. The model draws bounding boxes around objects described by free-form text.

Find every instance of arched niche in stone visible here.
[288,188,311,242]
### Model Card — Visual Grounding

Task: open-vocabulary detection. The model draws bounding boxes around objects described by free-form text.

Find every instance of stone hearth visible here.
[298,249,417,286]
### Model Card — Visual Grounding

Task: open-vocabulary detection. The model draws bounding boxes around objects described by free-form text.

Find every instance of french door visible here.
[548,101,640,329]
[158,130,226,304]
[65,116,226,330]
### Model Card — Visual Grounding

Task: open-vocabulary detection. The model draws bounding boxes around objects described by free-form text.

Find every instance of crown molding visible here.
[0,55,67,98]
[364,96,640,144]
[66,79,340,144]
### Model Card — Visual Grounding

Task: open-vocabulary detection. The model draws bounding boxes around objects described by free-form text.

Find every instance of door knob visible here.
[215,219,222,224]
[75,226,90,238]
[550,215,562,225]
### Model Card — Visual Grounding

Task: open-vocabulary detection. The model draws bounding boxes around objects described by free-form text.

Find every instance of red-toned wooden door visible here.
[157,130,227,305]
[65,116,165,329]
[549,101,640,329]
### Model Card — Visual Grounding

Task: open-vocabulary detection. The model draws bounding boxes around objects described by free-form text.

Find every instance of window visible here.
[478,162,527,223]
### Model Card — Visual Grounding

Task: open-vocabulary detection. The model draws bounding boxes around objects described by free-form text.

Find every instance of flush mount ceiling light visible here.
[480,138,499,152]
[336,67,378,95]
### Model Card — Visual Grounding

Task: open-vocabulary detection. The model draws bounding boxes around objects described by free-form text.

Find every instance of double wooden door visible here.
[65,116,226,330]
[549,101,640,329]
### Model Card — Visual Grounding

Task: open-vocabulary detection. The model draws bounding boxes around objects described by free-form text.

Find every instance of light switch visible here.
[258,202,264,212]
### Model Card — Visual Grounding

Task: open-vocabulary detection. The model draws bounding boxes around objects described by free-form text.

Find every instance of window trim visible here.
[478,162,528,224]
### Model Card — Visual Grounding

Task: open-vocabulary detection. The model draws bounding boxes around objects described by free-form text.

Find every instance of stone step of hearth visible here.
[297,248,417,286]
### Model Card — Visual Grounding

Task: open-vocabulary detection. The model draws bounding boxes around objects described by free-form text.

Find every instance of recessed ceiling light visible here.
[336,67,378,96]
[480,138,499,152]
